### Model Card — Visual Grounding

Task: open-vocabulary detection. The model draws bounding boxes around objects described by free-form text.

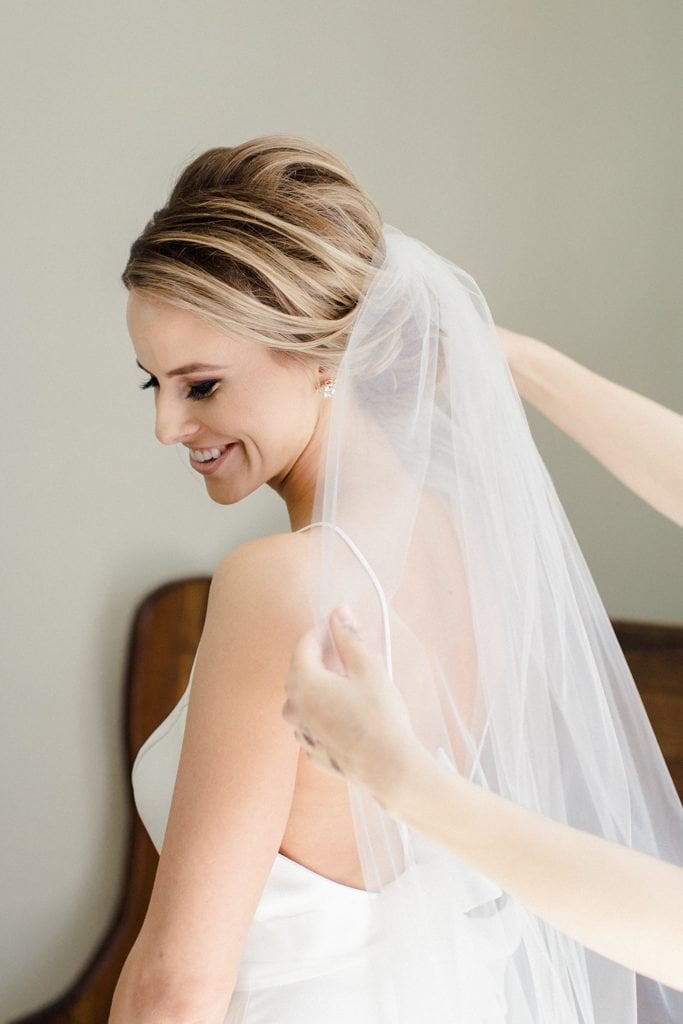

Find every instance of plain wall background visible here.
[1,1,681,1016]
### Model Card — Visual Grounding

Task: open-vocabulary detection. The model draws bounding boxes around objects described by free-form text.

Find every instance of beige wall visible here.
[2,1,680,1015]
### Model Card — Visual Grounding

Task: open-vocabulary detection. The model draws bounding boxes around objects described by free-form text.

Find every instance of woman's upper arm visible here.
[125,534,310,1013]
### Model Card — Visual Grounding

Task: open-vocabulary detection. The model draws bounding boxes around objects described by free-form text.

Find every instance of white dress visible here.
[132,668,395,1022]
[131,523,511,1021]
[133,670,511,1023]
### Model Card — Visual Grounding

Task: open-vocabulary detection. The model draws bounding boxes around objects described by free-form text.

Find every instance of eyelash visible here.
[139,377,220,401]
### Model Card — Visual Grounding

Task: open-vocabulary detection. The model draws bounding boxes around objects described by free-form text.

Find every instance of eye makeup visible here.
[138,375,220,401]
[187,379,220,401]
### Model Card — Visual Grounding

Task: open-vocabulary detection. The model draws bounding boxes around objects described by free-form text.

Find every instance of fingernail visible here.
[335,605,357,630]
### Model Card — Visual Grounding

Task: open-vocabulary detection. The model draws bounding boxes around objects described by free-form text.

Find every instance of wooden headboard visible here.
[10,581,682,1023]
[10,579,211,1024]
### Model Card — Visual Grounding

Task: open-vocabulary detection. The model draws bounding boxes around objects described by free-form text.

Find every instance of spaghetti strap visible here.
[297,522,393,679]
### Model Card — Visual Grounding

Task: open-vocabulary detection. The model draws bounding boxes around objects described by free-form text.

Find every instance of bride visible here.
[110,134,683,1023]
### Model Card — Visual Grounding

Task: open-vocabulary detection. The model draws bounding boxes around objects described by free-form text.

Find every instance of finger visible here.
[292,727,317,750]
[281,697,299,726]
[307,748,346,779]
[288,626,327,679]
[329,606,373,675]
[300,729,317,749]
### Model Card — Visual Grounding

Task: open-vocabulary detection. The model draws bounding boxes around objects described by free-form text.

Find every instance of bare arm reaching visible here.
[497,328,683,527]
[110,534,310,1024]
[284,609,683,993]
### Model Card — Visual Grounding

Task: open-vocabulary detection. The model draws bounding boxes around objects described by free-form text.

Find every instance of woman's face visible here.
[127,291,327,507]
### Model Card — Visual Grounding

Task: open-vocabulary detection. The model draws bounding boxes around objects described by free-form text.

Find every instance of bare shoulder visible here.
[203,531,315,673]
[133,530,317,997]
[212,529,312,605]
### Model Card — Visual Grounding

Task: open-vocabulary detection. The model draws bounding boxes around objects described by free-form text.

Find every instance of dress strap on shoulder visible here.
[298,522,393,679]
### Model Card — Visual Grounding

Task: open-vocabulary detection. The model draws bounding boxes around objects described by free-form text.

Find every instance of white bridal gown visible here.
[131,525,522,1022]
[133,671,513,1023]
[132,664,392,1023]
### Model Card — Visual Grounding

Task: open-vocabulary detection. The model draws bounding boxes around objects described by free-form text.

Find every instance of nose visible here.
[154,393,200,446]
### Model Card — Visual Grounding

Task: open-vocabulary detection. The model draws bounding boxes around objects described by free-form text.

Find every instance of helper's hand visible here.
[283,607,417,794]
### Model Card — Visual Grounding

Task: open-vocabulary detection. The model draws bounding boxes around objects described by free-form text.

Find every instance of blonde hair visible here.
[122,135,383,365]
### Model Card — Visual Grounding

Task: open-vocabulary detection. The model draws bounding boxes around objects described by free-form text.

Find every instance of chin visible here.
[204,477,261,507]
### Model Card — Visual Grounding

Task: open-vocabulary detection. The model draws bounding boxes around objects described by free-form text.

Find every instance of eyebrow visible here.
[136,360,227,377]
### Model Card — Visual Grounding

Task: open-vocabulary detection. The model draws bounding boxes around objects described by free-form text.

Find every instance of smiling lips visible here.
[187,443,237,475]
[189,444,230,463]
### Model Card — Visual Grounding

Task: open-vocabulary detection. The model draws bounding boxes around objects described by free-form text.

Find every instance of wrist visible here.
[504,333,545,395]
[367,733,437,819]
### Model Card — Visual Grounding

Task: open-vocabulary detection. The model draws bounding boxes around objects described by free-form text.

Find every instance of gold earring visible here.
[319,379,336,398]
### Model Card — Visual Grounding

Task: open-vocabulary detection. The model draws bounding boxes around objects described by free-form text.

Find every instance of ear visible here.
[314,363,336,395]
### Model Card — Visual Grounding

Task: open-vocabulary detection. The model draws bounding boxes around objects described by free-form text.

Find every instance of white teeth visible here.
[190,446,227,462]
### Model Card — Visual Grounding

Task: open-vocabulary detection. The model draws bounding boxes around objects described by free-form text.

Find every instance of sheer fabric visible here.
[306,228,683,1021]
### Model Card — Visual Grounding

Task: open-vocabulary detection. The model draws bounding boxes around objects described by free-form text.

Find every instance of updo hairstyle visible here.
[122,135,383,366]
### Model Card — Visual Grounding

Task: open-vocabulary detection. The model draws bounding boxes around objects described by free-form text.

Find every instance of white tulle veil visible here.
[307,227,683,1021]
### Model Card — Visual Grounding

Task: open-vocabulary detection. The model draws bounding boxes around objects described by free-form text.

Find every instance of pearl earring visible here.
[320,379,336,398]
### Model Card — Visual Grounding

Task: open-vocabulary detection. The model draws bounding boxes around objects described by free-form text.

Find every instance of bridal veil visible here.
[307,227,683,1022]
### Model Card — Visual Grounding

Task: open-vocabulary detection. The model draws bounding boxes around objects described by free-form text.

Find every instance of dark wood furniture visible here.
[10,582,682,1023]
[9,579,211,1024]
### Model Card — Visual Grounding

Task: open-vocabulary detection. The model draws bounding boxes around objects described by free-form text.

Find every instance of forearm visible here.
[374,741,683,991]
[505,332,683,526]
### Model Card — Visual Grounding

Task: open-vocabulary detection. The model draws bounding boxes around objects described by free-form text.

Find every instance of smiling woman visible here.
[127,294,327,506]
[109,135,683,1024]
[111,137,388,1024]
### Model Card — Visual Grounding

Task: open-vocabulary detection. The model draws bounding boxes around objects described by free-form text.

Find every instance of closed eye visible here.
[187,379,220,401]
[138,376,220,401]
